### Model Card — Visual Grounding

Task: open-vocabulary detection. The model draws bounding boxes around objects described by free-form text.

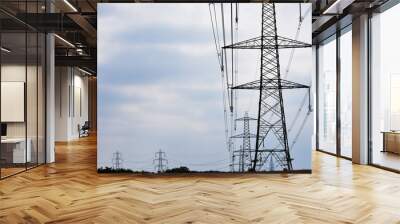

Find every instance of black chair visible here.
[79,121,90,138]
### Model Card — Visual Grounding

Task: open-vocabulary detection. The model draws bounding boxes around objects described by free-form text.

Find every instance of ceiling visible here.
[0,0,391,75]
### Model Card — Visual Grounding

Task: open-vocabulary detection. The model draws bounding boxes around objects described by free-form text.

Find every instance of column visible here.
[352,14,369,164]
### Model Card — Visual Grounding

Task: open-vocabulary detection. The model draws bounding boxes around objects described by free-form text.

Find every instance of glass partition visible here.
[37,0,46,166]
[0,1,46,179]
[0,30,28,177]
[27,30,38,169]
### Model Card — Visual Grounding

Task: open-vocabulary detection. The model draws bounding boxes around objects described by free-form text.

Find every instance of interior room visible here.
[54,66,91,142]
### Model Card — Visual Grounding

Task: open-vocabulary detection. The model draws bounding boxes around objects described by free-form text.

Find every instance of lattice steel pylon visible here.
[223,3,311,171]
[231,112,257,172]
[153,149,168,173]
[112,151,123,170]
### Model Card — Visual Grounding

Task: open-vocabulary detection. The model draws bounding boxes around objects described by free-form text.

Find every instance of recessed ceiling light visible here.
[1,47,11,53]
[63,0,78,12]
[78,67,93,76]
[54,34,75,48]
[322,0,354,15]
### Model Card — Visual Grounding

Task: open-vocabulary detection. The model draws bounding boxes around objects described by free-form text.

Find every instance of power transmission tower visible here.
[112,151,123,170]
[229,140,235,172]
[153,149,168,173]
[231,112,257,172]
[224,3,311,171]
[232,146,247,172]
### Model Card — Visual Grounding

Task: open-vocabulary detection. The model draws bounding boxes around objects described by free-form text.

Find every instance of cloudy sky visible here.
[97,3,312,172]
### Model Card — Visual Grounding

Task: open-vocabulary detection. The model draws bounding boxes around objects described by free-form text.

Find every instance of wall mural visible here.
[98,3,313,173]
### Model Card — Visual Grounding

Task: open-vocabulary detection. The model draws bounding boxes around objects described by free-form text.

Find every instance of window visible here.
[370,3,400,171]
[317,35,337,154]
[339,27,352,158]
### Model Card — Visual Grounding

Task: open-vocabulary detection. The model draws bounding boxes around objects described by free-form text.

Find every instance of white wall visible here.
[1,65,39,137]
[55,67,89,141]
[72,73,89,138]
[55,66,70,141]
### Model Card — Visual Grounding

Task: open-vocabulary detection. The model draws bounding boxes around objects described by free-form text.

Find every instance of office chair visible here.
[79,121,90,138]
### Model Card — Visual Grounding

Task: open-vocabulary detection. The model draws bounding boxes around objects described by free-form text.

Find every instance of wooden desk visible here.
[382,131,400,154]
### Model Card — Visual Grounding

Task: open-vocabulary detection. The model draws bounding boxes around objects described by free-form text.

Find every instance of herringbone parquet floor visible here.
[1,135,400,224]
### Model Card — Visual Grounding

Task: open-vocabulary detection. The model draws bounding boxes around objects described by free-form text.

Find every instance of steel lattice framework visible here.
[231,112,257,172]
[224,35,311,49]
[112,151,123,170]
[223,3,311,171]
[153,150,168,173]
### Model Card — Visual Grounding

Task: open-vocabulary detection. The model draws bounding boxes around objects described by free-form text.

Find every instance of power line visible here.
[282,4,312,80]
[221,3,235,172]
[228,3,235,172]
[288,92,309,133]
[290,110,311,149]
[213,4,222,53]
[209,3,230,154]
[280,4,313,152]
[234,2,239,129]
[209,4,222,68]
[220,3,231,110]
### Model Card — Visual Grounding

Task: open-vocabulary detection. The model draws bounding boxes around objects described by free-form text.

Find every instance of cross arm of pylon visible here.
[235,116,257,121]
[232,78,309,90]
[230,133,257,138]
[222,35,311,49]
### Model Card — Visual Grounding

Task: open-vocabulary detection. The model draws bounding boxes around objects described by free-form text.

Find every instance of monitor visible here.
[1,123,7,137]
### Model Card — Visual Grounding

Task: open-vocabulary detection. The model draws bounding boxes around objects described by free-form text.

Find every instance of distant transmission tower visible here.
[232,146,247,172]
[224,3,311,171]
[231,112,257,172]
[153,149,168,173]
[112,151,123,169]
[229,140,235,172]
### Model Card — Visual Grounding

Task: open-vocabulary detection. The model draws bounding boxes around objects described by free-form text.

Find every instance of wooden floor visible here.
[372,150,400,171]
[0,167,26,178]
[1,136,400,223]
